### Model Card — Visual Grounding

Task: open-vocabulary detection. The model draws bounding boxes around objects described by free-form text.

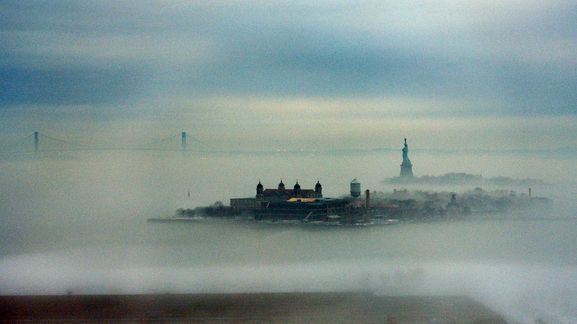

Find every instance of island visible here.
[150,139,552,225]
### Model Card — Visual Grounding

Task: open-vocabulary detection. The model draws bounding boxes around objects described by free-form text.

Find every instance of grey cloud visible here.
[0,0,575,115]
[0,65,145,105]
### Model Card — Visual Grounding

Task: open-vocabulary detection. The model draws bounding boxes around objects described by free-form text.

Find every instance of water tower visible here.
[350,179,361,198]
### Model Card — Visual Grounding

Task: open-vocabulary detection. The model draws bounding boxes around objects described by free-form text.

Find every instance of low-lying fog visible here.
[1,151,576,322]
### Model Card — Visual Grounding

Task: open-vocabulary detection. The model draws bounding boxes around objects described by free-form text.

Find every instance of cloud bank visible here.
[1,0,575,149]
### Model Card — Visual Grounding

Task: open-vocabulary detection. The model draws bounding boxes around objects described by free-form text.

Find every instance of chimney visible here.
[529,187,532,200]
[365,189,370,209]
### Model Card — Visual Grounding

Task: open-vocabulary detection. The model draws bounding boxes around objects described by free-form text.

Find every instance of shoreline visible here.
[0,292,506,322]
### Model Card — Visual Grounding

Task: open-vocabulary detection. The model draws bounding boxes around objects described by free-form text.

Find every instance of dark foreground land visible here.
[0,292,505,323]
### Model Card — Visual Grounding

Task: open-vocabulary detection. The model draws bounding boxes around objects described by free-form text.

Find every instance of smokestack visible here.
[529,187,532,200]
[365,189,370,209]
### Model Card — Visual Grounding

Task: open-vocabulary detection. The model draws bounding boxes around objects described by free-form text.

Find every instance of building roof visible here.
[262,189,316,196]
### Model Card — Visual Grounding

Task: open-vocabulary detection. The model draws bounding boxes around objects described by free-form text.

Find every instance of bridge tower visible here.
[181,131,187,151]
[34,131,39,152]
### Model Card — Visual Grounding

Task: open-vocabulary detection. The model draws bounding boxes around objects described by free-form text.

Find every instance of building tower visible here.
[278,180,285,191]
[293,181,301,196]
[400,138,414,178]
[315,180,322,197]
[256,181,264,197]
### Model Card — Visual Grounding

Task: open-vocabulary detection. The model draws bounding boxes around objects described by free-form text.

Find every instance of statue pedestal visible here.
[400,162,413,177]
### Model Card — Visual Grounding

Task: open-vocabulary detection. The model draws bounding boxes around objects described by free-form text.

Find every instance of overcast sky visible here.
[1,1,575,150]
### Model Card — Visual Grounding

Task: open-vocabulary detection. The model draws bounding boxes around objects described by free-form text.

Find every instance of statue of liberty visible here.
[400,138,414,177]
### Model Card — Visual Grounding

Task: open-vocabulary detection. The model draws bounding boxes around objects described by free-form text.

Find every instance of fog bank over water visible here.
[1,1,576,321]
[0,150,576,322]
[3,109,577,153]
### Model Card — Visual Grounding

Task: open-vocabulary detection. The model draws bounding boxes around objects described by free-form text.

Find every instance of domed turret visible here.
[256,181,264,196]
[293,181,301,196]
[278,180,285,190]
[315,180,322,195]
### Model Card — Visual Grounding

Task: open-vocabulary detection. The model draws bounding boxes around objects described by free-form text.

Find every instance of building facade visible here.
[230,180,323,212]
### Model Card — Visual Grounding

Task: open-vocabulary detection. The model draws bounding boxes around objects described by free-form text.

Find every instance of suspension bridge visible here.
[0,131,209,155]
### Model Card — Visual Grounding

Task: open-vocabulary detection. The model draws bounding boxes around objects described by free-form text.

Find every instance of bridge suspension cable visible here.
[37,132,91,149]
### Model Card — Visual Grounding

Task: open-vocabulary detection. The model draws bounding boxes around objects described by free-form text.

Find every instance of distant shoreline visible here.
[0,292,506,322]
[384,172,547,186]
